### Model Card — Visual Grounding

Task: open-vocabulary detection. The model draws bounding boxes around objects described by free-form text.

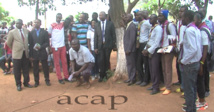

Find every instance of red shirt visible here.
[4,42,12,54]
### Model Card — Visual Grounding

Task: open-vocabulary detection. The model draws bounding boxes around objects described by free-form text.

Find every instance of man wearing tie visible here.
[29,19,50,87]
[7,19,33,91]
[94,11,116,82]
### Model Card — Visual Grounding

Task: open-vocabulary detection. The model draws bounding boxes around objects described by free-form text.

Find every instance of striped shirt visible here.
[72,22,89,47]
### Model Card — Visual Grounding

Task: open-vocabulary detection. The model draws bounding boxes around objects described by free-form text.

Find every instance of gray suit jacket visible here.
[94,20,116,50]
[29,28,49,60]
[124,22,137,52]
[7,28,29,59]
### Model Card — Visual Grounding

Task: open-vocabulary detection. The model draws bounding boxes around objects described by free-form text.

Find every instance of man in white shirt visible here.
[69,38,95,89]
[179,10,202,112]
[194,12,210,111]
[142,14,162,95]
[135,10,151,86]
[48,13,69,84]
[158,10,177,95]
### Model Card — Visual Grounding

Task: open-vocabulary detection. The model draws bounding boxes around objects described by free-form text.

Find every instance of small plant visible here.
[103,69,114,82]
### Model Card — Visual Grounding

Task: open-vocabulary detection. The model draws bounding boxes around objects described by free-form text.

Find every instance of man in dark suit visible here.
[29,19,50,87]
[94,11,116,82]
[7,19,33,91]
[123,14,137,86]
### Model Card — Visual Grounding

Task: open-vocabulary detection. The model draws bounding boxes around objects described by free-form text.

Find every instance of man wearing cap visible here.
[158,10,177,95]
[133,9,139,27]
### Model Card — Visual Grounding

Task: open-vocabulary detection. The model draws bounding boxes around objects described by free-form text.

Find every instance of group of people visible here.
[1,5,214,112]
[122,6,214,112]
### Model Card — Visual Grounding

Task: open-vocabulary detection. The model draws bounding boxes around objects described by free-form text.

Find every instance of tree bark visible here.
[109,0,128,81]
[126,0,140,14]
[35,0,39,19]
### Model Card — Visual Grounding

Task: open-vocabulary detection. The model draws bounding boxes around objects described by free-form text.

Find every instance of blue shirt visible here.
[35,28,40,37]
[72,22,89,47]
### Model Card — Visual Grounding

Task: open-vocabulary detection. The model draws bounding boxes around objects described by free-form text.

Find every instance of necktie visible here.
[20,29,25,42]
[102,21,105,42]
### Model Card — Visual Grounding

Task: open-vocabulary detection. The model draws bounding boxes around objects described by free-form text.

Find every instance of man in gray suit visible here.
[123,14,137,86]
[7,19,33,91]
[29,19,50,87]
[94,11,116,82]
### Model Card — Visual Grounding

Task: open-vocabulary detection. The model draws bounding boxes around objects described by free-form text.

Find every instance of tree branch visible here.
[160,0,166,9]
[128,0,130,4]
[126,0,139,14]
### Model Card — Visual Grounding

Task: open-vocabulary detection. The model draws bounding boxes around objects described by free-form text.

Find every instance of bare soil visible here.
[0,51,213,112]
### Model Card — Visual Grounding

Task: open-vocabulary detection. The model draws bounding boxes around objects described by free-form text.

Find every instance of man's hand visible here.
[125,51,131,55]
[199,64,203,76]
[113,47,117,51]
[94,49,98,54]
[73,71,80,77]
[30,58,34,61]
[142,50,148,56]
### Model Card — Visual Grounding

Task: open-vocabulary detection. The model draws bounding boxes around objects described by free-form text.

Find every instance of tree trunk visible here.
[109,0,128,81]
[35,0,39,19]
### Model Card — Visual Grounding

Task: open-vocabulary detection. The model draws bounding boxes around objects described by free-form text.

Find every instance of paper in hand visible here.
[68,72,75,81]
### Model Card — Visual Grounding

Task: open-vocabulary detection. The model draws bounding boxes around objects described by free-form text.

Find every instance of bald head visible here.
[99,11,107,21]
[125,14,133,23]
[16,19,23,29]
[142,10,148,19]
[71,38,79,45]
[149,14,158,25]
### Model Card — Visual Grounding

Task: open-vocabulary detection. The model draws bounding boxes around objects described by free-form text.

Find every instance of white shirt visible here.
[69,45,95,66]
[161,22,177,47]
[147,25,163,54]
[201,29,211,52]
[87,28,95,50]
[139,20,151,43]
[100,20,106,42]
[48,22,65,48]
[181,23,202,65]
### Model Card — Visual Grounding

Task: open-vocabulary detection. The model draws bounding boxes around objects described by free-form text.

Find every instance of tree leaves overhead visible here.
[0,3,15,23]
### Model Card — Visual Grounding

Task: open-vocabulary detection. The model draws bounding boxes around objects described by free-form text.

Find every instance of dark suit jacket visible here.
[124,22,137,52]
[29,28,49,60]
[94,20,116,50]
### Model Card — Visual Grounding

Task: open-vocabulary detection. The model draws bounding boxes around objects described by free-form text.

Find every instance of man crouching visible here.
[69,38,95,88]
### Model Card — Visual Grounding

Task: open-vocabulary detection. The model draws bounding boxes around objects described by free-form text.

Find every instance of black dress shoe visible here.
[140,82,148,87]
[135,81,142,85]
[59,80,65,84]
[128,81,135,86]
[24,84,33,88]
[98,78,103,82]
[150,89,160,95]
[46,81,51,86]
[173,82,180,85]
[17,85,22,91]
[124,80,130,83]
[64,79,72,82]
[34,82,39,87]
[147,86,153,90]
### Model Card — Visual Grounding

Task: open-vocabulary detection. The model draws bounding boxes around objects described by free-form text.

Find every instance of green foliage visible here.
[103,70,114,82]
[0,3,15,23]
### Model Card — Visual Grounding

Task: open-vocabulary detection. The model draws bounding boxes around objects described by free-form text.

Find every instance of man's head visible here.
[149,14,158,25]
[182,10,195,26]
[179,6,188,19]
[99,11,106,21]
[34,19,41,29]
[2,22,7,28]
[64,17,71,29]
[16,19,23,29]
[133,9,139,18]
[91,21,96,29]
[56,13,62,23]
[92,12,98,20]
[79,13,86,23]
[68,15,74,22]
[158,10,169,24]
[198,7,207,20]
[84,13,89,21]
[136,11,143,22]
[209,15,213,21]
[124,14,133,24]
[194,12,203,26]
[71,38,80,52]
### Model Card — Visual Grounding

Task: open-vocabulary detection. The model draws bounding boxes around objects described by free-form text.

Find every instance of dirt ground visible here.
[0,51,213,112]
